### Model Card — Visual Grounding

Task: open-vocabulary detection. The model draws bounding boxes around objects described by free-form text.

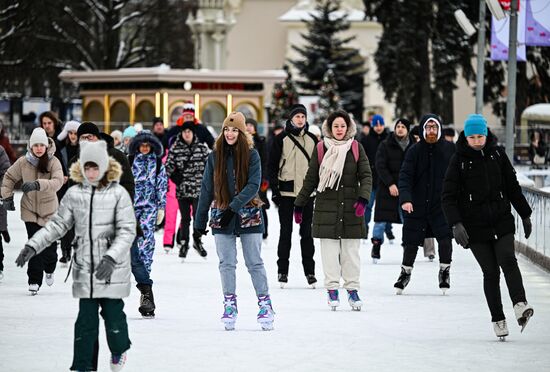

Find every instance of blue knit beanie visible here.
[371,114,385,127]
[464,114,487,137]
[122,126,137,139]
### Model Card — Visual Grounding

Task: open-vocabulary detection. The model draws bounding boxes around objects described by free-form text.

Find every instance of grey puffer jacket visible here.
[26,158,136,299]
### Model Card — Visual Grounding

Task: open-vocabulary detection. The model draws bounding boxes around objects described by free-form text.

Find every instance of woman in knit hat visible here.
[15,140,135,371]
[1,127,64,294]
[121,126,137,154]
[442,114,534,340]
[195,111,274,331]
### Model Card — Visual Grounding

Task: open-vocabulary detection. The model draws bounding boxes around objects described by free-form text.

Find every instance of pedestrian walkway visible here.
[1,192,549,371]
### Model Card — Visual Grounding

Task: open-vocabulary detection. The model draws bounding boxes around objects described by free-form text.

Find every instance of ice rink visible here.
[1,191,550,371]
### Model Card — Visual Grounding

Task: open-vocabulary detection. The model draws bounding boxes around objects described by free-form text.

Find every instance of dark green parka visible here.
[295,118,372,239]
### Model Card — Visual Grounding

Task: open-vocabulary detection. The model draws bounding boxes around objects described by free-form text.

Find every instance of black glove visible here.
[1,231,11,243]
[169,172,183,186]
[95,255,117,281]
[271,193,281,208]
[452,222,469,248]
[219,209,235,228]
[21,181,40,193]
[522,217,532,239]
[15,245,36,267]
[193,228,209,240]
[1,196,15,211]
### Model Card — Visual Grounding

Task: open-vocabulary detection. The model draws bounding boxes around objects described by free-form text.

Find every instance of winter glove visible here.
[95,255,116,281]
[169,172,183,186]
[452,222,469,248]
[294,206,303,224]
[271,193,281,208]
[522,217,532,239]
[353,197,369,217]
[1,231,11,243]
[156,209,165,226]
[1,196,15,211]
[15,245,36,267]
[219,209,236,228]
[21,181,40,193]
[260,179,269,193]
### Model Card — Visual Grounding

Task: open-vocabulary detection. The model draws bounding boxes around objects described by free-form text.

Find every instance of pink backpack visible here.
[317,140,360,164]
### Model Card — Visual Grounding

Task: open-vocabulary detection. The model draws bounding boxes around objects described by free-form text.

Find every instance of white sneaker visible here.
[29,284,39,295]
[110,352,127,372]
[493,319,509,339]
[45,273,54,286]
[513,302,534,332]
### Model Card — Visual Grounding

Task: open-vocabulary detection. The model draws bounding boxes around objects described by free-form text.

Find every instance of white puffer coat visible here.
[26,158,136,299]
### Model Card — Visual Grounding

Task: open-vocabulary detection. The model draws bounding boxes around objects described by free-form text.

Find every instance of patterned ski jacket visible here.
[165,136,209,199]
[132,153,167,211]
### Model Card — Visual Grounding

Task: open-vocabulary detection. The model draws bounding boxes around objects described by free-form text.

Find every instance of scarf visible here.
[317,137,354,193]
[25,151,39,167]
[396,135,410,152]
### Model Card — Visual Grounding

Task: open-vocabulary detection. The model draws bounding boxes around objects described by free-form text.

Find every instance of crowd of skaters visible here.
[0,101,537,371]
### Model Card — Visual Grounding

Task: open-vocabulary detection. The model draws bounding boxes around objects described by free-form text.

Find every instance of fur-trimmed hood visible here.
[321,117,357,141]
[128,130,164,157]
[69,158,122,186]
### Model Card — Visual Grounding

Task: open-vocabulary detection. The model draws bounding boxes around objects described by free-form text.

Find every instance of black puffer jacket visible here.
[360,128,388,187]
[399,133,455,246]
[442,130,532,243]
[374,133,413,223]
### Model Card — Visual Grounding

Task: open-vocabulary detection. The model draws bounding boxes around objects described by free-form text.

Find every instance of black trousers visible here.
[277,196,315,276]
[178,197,198,242]
[70,298,131,371]
[25,222,58,286]
[60,227,75,258]
[402,236,452,267]
[470,233,527,322]
[0,239,3,272]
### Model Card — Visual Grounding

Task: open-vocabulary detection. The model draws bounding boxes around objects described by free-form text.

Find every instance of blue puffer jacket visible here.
[195,147,264,235]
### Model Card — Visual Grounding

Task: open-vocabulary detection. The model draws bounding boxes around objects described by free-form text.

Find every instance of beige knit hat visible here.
[222,112,247,133]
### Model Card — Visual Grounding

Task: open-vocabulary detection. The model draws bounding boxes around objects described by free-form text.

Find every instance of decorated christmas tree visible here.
[269,65,300,126]
[317,68,342,124]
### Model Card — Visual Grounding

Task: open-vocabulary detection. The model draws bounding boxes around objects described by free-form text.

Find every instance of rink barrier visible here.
[514,186,550,272]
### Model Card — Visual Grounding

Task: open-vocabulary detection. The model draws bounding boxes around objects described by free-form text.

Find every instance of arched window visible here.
[84,100,104,122]
[201,101,226,129]
[135,100,155,123]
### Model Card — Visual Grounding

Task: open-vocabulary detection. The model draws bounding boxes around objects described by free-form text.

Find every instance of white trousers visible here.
[320,238,360,290]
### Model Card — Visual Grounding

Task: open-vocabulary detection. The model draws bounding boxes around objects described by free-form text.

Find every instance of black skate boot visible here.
[306,274,317,288]
[438,264,450,295]
[136,283,155,318]
[394,266,412,295]
[371,239,382,263]
[179,240,190,259]
[385,229,395,242]
[192,233,207,258]
[278,273,288,289]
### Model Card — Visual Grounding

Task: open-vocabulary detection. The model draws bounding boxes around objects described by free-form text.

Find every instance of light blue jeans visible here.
[214,233,269,296]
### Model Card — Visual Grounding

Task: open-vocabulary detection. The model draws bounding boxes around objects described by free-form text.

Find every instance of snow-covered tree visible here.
[269,65,300,125]
[317,68,342,124]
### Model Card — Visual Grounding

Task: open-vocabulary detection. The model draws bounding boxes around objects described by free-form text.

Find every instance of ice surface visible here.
[1,192,550,371]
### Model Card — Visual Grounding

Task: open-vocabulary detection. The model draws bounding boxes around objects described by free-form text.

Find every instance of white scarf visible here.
[317,137,354,193]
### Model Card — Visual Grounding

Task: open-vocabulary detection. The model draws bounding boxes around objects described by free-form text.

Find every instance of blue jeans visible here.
[364,188,393,238]
[372,209,402,243]
[214,233,269,296]
[131,238,152,285]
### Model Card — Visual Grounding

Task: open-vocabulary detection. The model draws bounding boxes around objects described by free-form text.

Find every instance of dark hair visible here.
[39,111,60,131]
[37,153,50,174]
[326,110,351,127]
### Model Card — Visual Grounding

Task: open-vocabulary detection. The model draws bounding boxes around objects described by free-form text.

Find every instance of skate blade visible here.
[60,262,68,268]
[351,306,362,311]
[441,288,448,295]
[331,306,337,311]
[279,283,286,289]
[141,314,155,319]
[498,336,507,341]
[519,309,534,332]
[222,320,236,331]
[395,288,403,295]
[309,284,316,289]
[164,249,171,254]
[372,258,379,264]
[29,291,38,296]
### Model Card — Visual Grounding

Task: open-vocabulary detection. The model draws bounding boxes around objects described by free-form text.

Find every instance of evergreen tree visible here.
[269,65,300,125]
[292,0,366,121]
[317,68,343,124]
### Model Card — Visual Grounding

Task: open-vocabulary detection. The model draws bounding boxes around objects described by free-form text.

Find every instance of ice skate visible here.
[493,319,508,341]
[514,302,534,332]
[193,236,207,259]
[371,239,381,264]
[29,284,39,296]
[394,266,412,295]
[428,254,435,262]
[45,273,54,286]
[257,294,275,331]
[306,274,317,289]
[347,290,362,311]
[137,284,156,318]
[278,273,288,288]
[110,351,127,372]
[438,264,450,295]
[179,241,189,260]
[221,294,238,331]
[385,229,395,244]
[0,271,3,281]
[327,289,339,311]
[59,254,70,267]
[164,245,172,254]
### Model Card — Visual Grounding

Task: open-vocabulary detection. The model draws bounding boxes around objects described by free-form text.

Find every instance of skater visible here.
[442,114,534,339]
[165,121,209,259]
[245,118,270,239]
[15,140,135,371]
[268,103,318,287]
[121,126,137,155]
[294,110,371,311]
[393,114,455,295]
[195,112,274,331]
[0,144,11,281]
[1,128,63,294]
[371,118,413,262]
[57,120,81,265]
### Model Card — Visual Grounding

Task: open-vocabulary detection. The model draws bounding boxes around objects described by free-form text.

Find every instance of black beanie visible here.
[77,122,100,139]
[394,118,411,132]
[152,116,163,125]
[245,118,258,132]
[288,104,307,119]
[410,125,420,138]
[180,120,196,134]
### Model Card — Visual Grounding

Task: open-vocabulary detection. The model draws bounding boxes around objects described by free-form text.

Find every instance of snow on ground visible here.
[1,191,550,371]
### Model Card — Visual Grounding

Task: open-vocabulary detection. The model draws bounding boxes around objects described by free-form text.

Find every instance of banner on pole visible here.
[525,0,550,46]
[490,2,527,61]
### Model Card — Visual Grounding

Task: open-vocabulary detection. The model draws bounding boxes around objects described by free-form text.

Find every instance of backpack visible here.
[317,140,360,164]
